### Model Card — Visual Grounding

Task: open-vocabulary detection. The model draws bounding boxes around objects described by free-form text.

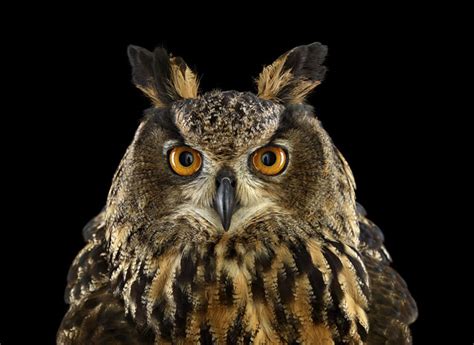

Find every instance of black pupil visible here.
[261,151,277,166]
[179,151,194,167]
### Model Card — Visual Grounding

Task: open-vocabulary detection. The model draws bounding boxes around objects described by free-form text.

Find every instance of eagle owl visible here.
[58,42,417,344]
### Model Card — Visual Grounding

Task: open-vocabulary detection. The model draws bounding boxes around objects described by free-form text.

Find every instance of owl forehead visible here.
[172,91,284,156]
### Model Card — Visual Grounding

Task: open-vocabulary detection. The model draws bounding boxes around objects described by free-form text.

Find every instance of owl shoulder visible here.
[357,203,418,344]
[63,211,109,306]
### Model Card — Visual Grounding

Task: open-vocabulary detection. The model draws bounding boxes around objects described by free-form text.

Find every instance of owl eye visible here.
[169,146,202,176]
[252,146,287,176]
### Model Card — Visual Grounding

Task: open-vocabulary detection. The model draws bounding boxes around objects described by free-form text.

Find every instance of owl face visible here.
[108,88,350,238]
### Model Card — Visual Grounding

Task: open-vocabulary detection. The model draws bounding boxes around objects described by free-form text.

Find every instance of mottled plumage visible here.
[58,42,417,344]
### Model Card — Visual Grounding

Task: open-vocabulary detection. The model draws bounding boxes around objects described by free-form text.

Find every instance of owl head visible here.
[106,42,358,274]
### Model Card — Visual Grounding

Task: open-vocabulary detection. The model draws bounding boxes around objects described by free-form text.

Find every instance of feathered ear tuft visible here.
[256,42,327,104]
[127,45,199,107]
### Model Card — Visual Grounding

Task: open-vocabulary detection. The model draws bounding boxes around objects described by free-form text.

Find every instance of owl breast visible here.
[112,217,370,345]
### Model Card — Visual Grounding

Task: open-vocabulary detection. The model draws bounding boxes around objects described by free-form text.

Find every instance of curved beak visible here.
[213,176,236,231]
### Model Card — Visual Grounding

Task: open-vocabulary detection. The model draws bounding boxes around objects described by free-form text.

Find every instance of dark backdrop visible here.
[2,10,467,344]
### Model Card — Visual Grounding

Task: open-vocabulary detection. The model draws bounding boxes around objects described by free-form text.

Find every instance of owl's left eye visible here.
[169,146,202,176]
[251,146,287,176]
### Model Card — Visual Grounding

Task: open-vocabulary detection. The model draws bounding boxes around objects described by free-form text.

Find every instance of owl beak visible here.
[214,176,236,231]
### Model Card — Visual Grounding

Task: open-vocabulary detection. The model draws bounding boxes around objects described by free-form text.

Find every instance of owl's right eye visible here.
[169,146,202,176]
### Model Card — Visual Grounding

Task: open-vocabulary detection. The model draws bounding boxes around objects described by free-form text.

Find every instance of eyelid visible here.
[163,139,182,156]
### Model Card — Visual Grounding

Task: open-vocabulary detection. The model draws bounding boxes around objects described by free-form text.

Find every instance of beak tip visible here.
[213,175,236,232]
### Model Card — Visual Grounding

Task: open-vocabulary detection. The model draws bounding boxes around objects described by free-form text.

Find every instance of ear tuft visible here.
[127,45,199,107]
[257,42,327,104]
[169,56,200,100]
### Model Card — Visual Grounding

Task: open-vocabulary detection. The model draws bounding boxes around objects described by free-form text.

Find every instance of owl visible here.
[57,42,417,344]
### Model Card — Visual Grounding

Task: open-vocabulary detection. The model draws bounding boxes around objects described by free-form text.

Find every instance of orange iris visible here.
[169,146,202,176]
[252,146,287,176]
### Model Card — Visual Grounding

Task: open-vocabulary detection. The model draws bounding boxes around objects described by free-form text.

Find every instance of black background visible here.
[2,8,468,344]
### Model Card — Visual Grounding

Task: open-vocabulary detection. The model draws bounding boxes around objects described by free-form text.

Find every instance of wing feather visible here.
[58,212,153,344]
[357,203,418,344]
